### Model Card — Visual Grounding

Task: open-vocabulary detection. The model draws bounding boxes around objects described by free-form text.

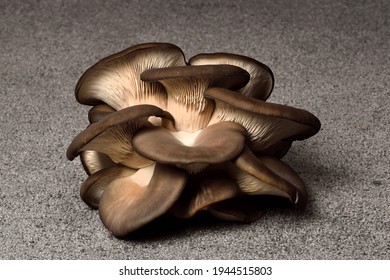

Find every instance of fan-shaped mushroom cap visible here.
[189,53,274,100]
[141,64,250,89]
[67,104,173,169]
[131,121,247,173]
[80,165,137,208]
[75,43,186,110]
[141,65,249,132]
[230,146,307,208]
[205,87,321,153]
[98,163,187,238]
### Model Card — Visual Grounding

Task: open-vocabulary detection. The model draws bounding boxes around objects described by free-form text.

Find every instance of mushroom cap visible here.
[205,87,321,152]
[131,121,247,173]
[75,43,186,110]
[141,64,250,91]
[88,42,183,65]
[98,163,187,238]
[66,104,173,162]
[80,165,137,208]
[189,52,274,100]
[232,146,307,209]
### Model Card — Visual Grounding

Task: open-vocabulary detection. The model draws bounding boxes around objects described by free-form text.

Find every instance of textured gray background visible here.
[0,0,389,259]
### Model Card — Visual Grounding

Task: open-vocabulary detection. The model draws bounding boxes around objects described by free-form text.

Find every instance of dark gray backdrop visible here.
[1,0,389,259]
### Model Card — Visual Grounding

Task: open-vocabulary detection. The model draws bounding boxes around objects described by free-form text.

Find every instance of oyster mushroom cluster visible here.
[66,42,321,238]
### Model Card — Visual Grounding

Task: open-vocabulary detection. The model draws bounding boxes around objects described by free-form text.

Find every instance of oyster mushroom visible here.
[189,52,274,100]
[204,87,321,153]
[66,104,173,171]
[79,165,135,208]
[75,43,186,110]
[231,146,307,208]
[67,42,321,238]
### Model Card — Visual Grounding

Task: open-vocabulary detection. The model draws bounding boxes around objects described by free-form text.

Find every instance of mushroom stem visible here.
[166,87,215,132]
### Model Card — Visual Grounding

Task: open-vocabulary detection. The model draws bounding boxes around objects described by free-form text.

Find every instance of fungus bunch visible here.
[66,43,321,238]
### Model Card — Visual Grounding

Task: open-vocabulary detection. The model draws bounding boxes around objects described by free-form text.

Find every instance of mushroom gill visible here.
[67,42,321,238]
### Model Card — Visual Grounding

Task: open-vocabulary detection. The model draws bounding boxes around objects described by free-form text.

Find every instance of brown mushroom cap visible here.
[75,43,186,110]
[232,146,307,208]
[257,155,307,206]
[85,42,183,65]
[131,121,247,173]
[66,105,173,169]
[189,52,274,100]
[98,163,187,238]
[141,65,250,132]
[80,166,137,209]
[141,64,250,90]
[204,87,321,152]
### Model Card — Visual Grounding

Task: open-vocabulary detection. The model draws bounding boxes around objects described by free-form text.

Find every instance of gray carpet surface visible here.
[0,0,389,259]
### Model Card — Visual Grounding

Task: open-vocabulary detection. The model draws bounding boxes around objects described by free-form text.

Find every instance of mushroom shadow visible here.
[122,196,295,241]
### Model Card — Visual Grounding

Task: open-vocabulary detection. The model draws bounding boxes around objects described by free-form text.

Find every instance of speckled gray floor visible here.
[1,0,389,259]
